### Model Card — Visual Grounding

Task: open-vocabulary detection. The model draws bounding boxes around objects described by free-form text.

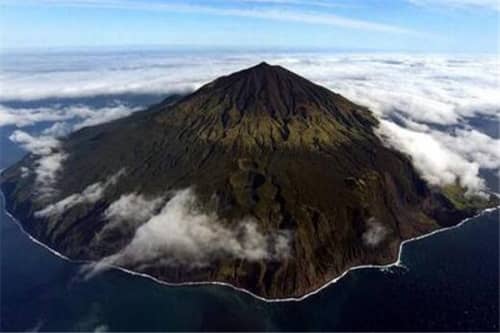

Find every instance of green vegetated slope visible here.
[1,63,497,298]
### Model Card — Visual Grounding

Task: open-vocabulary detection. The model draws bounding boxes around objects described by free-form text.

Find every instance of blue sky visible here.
[0,0,498,52]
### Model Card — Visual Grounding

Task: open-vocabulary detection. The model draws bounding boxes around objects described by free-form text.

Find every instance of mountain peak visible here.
[242,61,276,71]
[182,62,343,120]
[2,62,493,300]
[254,61,272,68]
[156,62,379,151]
[222,61,289,83]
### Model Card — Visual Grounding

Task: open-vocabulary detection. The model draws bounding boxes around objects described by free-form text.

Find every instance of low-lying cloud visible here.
[96,193,165,236]
[2,52,498,127]
[377,120,485,192]
[85,189,291,277]
[2,51,499,194]
[0,104,139,134]
[35,169,126,217]
[362,217,389,247]
[104,192,165,223]
[9,130,60,155]
[9,130,67,197]
[432,128,500,171]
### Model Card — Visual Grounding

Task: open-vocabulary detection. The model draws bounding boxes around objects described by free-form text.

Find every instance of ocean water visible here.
[1,51,499,331]
[1,190,498,331]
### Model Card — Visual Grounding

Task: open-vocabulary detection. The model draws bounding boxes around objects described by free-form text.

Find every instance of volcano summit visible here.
[1,63,496,299]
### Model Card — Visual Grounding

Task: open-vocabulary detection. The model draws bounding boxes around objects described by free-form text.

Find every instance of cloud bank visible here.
[0,104,138,133]
[2,51,498,194]
[377,120,485,192]
[86,189,291,276]
[2,53,497,125]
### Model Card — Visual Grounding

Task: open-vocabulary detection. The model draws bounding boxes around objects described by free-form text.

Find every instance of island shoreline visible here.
[1,190,498,303]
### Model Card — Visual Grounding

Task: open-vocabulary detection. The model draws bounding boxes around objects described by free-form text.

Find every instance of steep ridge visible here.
[1,63,496,299]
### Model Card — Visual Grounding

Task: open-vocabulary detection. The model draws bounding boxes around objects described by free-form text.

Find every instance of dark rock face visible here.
[1,63,496,299]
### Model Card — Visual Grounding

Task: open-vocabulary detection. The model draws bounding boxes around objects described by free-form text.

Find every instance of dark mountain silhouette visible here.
[1,63,497,299]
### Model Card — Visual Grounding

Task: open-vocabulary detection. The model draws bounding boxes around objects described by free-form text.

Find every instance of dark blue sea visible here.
[1,95,499,332]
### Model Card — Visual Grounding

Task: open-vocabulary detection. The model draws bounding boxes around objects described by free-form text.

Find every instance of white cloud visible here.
[72,105,137,130]
[104,192,164,223]
[9,130,67,197]
[377,120,485,192]
[2,104,137,196]
[237,0,358,8]
[0,104,138,131]
[34,152,68,197]
[0,0,412,34]
[408,0,500,11]
[2,53,498,126]
[2,52,499,194]
[35,169,126,217]
[8,130,60,155]
[432,128,500,170]
[20,166,30,178]
[281,54,500,125]
[42,122,74,137]
[362,217,389,247]
[85,189,291,277]
[94,325,109,333]
[0,105,68,127]
[96,193,165,236]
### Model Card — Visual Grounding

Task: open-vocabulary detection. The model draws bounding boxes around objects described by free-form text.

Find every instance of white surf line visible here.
[1,190,498,303]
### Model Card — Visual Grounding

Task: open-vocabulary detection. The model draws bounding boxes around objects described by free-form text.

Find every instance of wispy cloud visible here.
[104,193,164,224]
[408,0,500,11]
[9,130,67,198]
[0,104,138,129]
[362,217,389,247]
[8,130,60,155]
[0,0,413,34]
[84,189,291,278]
[96,192,165,237]
[35,169,126,217]
[236,0,359,8]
